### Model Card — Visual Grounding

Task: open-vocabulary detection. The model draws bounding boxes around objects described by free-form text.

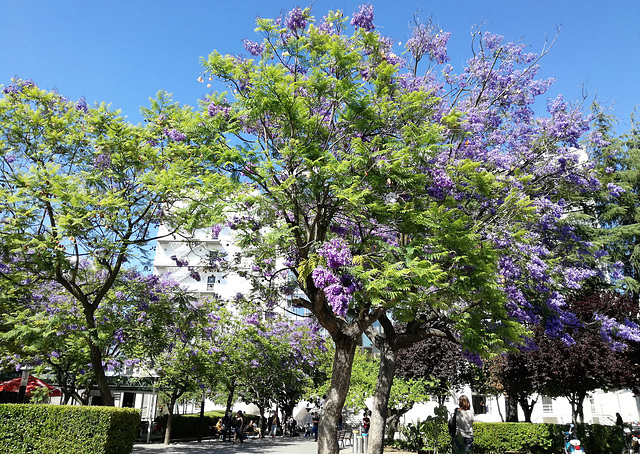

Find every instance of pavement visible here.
[132,437,355,454]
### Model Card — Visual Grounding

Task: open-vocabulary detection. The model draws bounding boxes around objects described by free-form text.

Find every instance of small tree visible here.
[0,82,232,405]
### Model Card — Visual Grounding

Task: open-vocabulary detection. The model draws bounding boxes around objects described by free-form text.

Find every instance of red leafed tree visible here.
[500,289,640,425]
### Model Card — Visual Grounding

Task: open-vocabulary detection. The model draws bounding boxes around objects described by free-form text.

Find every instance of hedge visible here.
[161,411,264,440]
[396,420,624,454]
[0,404,140,454]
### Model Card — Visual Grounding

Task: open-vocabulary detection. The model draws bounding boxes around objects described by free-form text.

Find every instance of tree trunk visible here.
[317,335,357,454]
[368,344,397,454]
[164,393,178,445]
[225,383,235,413]
[87,341,114,406]
[517,396,536,423]
[505,396,519,422]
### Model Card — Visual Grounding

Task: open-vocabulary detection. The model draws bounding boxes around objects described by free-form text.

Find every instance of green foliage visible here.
[393,421,624,454]
[396,418,449,452]
[0,404,139,454]
[473,422,560,454]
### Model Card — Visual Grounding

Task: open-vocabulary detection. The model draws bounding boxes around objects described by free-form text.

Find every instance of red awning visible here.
[0,375,62,397]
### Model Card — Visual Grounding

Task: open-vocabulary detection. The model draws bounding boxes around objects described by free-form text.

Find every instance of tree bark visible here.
[317,335,357,454]
[87,340,114,406]
[164,392,178,445]
[368,344,397,454]
[505,396,519,422]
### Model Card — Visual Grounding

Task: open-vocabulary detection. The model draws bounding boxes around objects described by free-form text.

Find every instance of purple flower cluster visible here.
[75,97,88,113]
[211,224,223,238]
[318,237,352,268]
[596,314,640,350]
[208,100,231,118]
[2,78,36,95]
[243,39,265,57]
[563,266,597,290]
[312,267,339,288]
[350,4,375,32]
[170,255,189,267]
[406,23,451,64]
[164,128,187,141]
[285,7,307,32]
[93,152,112,171]
[607,182,625,197]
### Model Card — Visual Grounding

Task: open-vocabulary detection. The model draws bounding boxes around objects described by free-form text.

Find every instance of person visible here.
[234,410,244,443]
[245,419,255,438]
[452,395,474,454]
[362,411,371,434]
[269,412,279,440]
[304,422,311,438]
[311,412,320,441]
[616,412,624,426]
[222,410,233,441]
[215,418,224,440]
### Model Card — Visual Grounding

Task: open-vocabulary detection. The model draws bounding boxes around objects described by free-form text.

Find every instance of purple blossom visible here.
[285,7,307,32]
[93,152,111,170]
[170,255,189,267]
[243,39,265,57]
[607,182,625,197]
[406,23,451,64]
[481,32,504,51]
[189,268,201,281]
[75,96,88,113]
[350,4,375,32]
[324,284,351,317]
[164,128,187,141]
[318,237,352,268]
[246,313,260,325]
[208,101,231,118]
[563,267,597,289]
[312,267,339,288]
[211,224,223,238]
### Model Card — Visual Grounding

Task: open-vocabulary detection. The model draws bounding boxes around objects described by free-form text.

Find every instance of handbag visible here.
[448,407,458,437]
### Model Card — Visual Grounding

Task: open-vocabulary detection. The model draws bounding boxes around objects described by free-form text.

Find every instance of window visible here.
[542,396,553,413]
[207,276,215,291]
[472,395,487,414]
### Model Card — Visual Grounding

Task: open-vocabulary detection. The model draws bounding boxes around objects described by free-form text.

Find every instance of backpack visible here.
[448,407,458,437]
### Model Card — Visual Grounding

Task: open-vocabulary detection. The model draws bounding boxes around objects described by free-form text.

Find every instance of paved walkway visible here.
[133,437,355,454]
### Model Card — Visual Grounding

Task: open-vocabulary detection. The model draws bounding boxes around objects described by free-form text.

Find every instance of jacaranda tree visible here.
[195,6,637,453]
[0,82,233,405]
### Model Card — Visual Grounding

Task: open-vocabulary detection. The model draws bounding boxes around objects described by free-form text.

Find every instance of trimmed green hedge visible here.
[395,420,624,454]
[474,422,562,453]
[0,404,140,454]
[161,411,263,440]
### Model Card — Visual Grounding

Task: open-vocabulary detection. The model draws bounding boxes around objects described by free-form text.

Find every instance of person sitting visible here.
[215,419,224,440]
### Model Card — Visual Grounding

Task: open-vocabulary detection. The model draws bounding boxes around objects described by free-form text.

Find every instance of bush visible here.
[474,422,561,453]
[392,420,624,454]
[0,404,140,454]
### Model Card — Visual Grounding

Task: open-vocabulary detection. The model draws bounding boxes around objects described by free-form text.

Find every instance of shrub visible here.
[0,404,140,454]
[391,420,624,454]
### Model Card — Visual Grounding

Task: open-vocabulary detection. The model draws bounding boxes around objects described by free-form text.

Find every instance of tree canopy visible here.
[194,5,620,453]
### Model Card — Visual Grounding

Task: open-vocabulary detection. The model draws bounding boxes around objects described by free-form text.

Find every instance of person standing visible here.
[311,412,320,441]
[269,412,279,440]
[234,410,244,443]
[452,395,474,454]
[362,411,371,434]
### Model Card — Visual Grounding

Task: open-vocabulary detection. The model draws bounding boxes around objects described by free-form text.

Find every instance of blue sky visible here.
[2,0,639,131]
